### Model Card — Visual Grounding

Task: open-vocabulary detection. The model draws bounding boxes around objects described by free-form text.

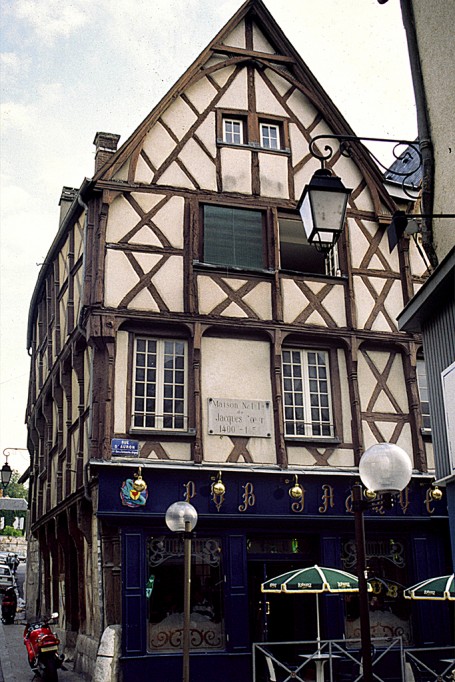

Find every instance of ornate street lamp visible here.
[1,456,12,494]
[353,443,412,682]
[165,500,198,682]
[298,168,351,252]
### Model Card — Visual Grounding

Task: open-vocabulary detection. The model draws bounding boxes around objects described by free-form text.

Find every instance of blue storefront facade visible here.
[93,462,452,681]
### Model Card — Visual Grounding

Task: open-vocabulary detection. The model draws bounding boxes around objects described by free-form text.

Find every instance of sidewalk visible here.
[0,618,87,682]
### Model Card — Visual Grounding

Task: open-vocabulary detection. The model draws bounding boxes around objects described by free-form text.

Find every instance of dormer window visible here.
[223,118,244,145]
[260,122,280,150]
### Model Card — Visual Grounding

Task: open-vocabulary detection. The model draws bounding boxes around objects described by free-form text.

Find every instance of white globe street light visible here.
[165,501,198,682]
[353,443,412,682]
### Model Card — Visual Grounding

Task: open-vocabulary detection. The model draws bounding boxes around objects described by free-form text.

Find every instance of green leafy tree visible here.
[1,470,28,535]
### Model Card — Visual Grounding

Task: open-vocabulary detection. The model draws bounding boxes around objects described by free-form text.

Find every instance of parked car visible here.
[0,564,15,592]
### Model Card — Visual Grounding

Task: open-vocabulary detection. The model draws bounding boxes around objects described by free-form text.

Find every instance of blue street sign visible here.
[111,439,140,456]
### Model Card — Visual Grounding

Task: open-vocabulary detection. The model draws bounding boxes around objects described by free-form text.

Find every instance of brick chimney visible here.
[59,186,78,225]
[93,132,121,173]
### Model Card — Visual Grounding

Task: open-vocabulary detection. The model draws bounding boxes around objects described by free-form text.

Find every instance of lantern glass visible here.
[1,463,12,487]
[359,443,412,494]
[298,169,351,250]
[165,501,198,533]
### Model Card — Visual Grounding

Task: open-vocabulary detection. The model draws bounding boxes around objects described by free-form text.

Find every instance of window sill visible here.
[284,436,341,446]
[129,428,196,438]
[216,139,290,155]
[193,261,275,278]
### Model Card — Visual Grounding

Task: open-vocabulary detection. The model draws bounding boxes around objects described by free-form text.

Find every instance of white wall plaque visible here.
[207,398,272,437]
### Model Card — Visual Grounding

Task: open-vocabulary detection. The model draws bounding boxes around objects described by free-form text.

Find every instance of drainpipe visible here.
[399,0,438,268]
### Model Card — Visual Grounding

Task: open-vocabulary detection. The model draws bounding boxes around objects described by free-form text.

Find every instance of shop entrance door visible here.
[248,561,316,644]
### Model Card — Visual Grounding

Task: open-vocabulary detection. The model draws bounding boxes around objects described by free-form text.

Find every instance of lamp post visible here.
[165,500,198,682]
[353,443,412,682]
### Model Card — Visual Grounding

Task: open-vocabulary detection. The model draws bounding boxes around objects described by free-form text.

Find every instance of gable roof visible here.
[93,0,395,211]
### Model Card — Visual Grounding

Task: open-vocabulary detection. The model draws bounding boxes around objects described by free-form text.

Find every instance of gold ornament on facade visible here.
[133,467,147,492]
[289,475,304,500]
[211,471,226,512]
[429,485,443,501]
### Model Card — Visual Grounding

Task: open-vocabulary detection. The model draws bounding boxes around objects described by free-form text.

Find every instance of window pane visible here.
[133,338,187,431]
[282,348,333,438]
[223,118,242,145]
[203,206,264,269]
[147,536,225,652]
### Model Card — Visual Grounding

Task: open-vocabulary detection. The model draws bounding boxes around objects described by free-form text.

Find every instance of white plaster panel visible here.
[223,21,246,49]
[221,147,251,194]
[198,276,228,315]
[142,442,191,461]
[160,96,197,141]
[209,62,236,88]
[293,157,321,204]
[255,76,287,117]
[264,67,292,97]
[130,288,160,312]
[152,195,185,248]
[353,276,375,331]
[362,422,414,465]
[349,219,376,269]
[131,192,166,213]
[106,196,139,243]
[322,286,347,327]
[330,154,373,211]
[217,68,248,109]
[328,449,355,467]
[259,153,289,198]
[114,330,128,434]
[289,122,309,168]
[151,256,184,312]
[179,138,217,191]
[104,250,140,307]
[185,77,218,114]
[141,121,176,170]
[157,162,195,189]
[74,219,84,261]
[221,277,248,290]
[282,278,305,324]
[153,256,183,312]
[135,155,154,184]
[252,23,275,53]
[286,89,319,129]
[194,113,217,158]
[358,350,407,413]
[425,440,435,470]
[243,282,273,320]
[129,226,163,248]
[221,302,249,318]
[113,160,130,182]
[201,337,275,463]
[287,446,318,466]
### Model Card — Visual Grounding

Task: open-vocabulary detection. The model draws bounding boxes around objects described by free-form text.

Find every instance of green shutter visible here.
[204,206,263,269]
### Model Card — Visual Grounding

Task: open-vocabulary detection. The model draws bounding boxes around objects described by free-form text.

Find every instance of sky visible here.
[0,0,417,477]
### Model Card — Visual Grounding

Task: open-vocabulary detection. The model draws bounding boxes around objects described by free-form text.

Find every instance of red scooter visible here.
[1,586,17,624]
[23,612,65,681]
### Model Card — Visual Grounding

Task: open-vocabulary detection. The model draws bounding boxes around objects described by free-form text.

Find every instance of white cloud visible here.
[13,0,90,42]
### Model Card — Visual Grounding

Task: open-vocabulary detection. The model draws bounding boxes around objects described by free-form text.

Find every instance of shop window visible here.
[146,536,225,652]
[342,537,412,645]
[202,205,265,270]
[132,337,187,431]
[260,122,280,150]
[278,212,339,275]
[282,349,334,438]
[416,355,432,433]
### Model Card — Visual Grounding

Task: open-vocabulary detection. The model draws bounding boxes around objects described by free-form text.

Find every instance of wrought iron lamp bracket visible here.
[309,134,422,199]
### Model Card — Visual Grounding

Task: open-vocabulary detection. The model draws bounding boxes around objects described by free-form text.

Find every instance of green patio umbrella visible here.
[403,573,455,601]
[261,564,362,651]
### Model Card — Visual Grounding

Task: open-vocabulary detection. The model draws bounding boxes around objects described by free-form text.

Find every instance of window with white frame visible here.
[416,356,431,432]
[223,118,243,145]
[260,122,280,150]
[133,337,187,430]
[282,349,333,437]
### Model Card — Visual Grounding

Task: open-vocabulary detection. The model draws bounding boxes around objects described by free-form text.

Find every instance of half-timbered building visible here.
[25,1,452,679]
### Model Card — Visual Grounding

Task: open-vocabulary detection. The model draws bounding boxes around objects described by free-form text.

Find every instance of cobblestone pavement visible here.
[0,618,88,682]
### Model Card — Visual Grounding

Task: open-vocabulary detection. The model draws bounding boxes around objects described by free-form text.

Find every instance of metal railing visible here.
[253,638,404,682]
[252,639,455,682]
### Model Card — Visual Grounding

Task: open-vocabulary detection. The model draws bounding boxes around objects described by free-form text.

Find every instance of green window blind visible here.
[203,206,264,269]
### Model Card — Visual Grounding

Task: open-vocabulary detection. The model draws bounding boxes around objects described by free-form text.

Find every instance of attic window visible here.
[223,118,245,145]
[260,122,280,150]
